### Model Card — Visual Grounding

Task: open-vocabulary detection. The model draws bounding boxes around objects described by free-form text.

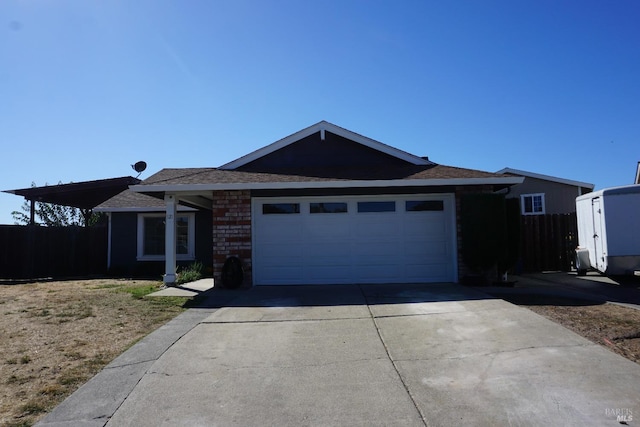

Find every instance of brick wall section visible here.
[212,190,252,287]
[454,185,494,280]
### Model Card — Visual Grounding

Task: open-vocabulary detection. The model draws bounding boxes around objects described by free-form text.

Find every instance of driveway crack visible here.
[359,285,429,427]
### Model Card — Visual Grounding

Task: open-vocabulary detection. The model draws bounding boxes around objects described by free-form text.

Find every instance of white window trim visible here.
[521,193,546,215]
[137,213,196,261]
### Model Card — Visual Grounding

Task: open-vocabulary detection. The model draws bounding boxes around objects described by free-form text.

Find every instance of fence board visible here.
[519,213,577,272]
[0,225,108,279]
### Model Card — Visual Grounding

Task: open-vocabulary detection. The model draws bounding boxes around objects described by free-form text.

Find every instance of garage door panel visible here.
[354,219,399,238]
[256,221,303,241]
[356,263,402,281]
[405,263,448,280]
[404,220,446,238]
[260,265,305,283]
[404,254,448,267]
[305,220,351,239]
[304,255,353,266]
[355,242,402,257]
[259,242,305,259]
[305,265,352,282]
[304,253,352,266]
[253,195,455,285]
[404,241,448,257]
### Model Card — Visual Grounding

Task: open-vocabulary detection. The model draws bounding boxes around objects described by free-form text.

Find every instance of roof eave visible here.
[129,176,524,194]
[94,206,198,213]
[497,168,594,189]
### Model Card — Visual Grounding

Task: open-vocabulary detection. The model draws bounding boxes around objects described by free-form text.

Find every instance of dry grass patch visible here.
[0,279,192,427]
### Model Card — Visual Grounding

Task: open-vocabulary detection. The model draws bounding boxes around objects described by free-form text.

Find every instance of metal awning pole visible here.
[29,199,35,225]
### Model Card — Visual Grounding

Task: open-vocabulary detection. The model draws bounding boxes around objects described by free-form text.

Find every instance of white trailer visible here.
[575,184,640,276]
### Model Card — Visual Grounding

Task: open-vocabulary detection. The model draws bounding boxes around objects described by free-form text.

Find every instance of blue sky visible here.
[1,0,639,224]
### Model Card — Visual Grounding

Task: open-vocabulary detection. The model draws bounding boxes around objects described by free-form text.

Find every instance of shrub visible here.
[176,261,203,285]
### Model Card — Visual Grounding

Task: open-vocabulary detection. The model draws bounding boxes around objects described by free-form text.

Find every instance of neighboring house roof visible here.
[496,168,594,190]
[3,176,141,210]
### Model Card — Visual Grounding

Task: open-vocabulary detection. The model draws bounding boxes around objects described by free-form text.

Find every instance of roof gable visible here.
[220,121,432,171]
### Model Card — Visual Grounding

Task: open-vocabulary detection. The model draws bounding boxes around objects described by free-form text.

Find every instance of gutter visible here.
[129,177,524,194]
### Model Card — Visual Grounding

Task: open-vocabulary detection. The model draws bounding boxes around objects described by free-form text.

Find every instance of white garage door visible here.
[252,195,457,285]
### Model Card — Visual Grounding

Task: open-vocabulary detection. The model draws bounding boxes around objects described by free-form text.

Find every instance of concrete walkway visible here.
[147,278,215,297]
[37,283,640,426]
[485,271,640,311]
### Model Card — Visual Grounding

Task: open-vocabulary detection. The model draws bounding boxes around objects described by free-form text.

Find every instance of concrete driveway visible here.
[38,283,640,426]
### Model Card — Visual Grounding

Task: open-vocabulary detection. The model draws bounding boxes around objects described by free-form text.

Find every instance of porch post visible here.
[164,194,177,286]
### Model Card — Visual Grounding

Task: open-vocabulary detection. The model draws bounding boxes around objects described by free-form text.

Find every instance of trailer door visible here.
[592,198,606,272]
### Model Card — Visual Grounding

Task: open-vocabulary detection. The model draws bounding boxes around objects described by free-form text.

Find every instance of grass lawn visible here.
[0,279,194,427]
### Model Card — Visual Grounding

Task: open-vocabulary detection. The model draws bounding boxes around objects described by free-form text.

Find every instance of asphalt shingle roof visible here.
[98,164,512,210]
[95,190,167,210]
[139,164,506,186]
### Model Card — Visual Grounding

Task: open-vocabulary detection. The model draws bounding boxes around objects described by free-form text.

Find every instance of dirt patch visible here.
[525,302,640,365]
[0,279,191,427]
[491,292,640,365]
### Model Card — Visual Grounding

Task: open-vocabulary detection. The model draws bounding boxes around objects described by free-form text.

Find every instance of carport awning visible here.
[4,176,141,210]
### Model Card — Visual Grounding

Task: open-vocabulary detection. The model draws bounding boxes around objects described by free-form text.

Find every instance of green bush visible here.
[176,261,203,285]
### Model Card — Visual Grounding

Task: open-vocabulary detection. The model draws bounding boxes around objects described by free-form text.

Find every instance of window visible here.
[137,213,195,260]
[310,202,348,213]
[521,194,545,215]
[357,201,395,213]
[262,203,300,214]
[406,200,444,212]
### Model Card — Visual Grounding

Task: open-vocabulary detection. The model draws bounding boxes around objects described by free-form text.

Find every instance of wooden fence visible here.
[518,213,578,273]
[0,225,108,280]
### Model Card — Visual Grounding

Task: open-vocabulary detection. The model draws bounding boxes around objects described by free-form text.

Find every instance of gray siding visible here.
[506,176,591,214]
[238,130,410,173]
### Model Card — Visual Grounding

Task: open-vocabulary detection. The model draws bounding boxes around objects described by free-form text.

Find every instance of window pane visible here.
[176,216,189,254]
[532,196,543,213]
[143,217,165,255]
[263,203,300,214]
[523,196,533,213]
[310,202,348,213]
[357,201,395,213]
[143,216,191,256]
[406,200,444,212]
